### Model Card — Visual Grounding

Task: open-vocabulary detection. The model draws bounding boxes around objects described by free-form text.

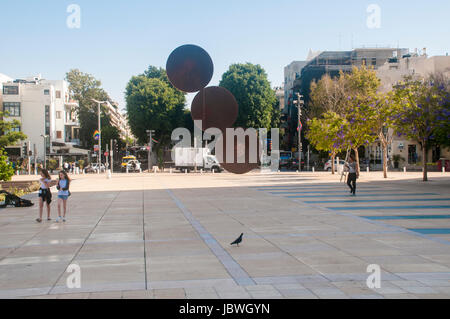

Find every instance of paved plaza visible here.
[0,171,449,299]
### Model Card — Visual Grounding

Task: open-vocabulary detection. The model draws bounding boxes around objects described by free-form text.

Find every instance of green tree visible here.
[307,111,348,174]
[125,68,186,149]
[392,74,450,181]
[0,150,14,181]
[65,69,112,149]
[219,63,277,129]
[100,125,122,151]
[309,72,348,118]
[341,66,381,173]
[0,111,27,149]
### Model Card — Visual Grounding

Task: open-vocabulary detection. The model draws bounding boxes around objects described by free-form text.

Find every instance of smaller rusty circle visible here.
[166,44,214,93]
[191,86,239,132]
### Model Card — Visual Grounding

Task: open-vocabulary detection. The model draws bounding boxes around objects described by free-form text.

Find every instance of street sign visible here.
[104,152,109,157]
[94,145,99,151]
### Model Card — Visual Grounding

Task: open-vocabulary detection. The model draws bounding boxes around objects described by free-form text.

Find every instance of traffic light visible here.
[22,144,28,157]
[268,139,272,151]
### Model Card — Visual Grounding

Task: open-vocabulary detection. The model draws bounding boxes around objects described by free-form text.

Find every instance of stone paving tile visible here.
[153,288,186,299]
[122,290,154,299]
[351,294,385,299]
[88,291,123,299]
[309,288,349,298]
[248,291,283,299]
[385,294,420,299]
[400,286,440,294]
[57,293,90,299]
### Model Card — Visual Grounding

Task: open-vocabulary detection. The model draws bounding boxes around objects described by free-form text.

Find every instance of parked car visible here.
[85,163,106,173]
[324,159,346,172]
[279,151,293,168]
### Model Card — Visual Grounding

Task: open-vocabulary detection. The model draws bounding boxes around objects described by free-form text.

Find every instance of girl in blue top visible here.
[56,170,71,222]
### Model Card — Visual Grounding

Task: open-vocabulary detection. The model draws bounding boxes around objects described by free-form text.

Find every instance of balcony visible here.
[65,119,80,126]
[65,99,79,108]
[64,139,80,146]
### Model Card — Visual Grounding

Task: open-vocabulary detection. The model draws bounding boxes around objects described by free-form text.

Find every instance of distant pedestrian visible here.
[37,169,52,223]
[346,155,359,196]
[63,162,69,172]
[56,170,71,223]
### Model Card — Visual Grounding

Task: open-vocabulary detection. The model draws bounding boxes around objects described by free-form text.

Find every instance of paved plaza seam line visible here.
[166,189,256,287]
[142,188,148,290]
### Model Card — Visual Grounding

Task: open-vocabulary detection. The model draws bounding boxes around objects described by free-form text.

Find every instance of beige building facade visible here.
[372,52,450,170]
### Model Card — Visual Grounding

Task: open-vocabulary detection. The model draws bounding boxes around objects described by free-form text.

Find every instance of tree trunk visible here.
[353,148,360,175]
[382,142,388,179]
[331,153,335,175]
[422,140,428,182]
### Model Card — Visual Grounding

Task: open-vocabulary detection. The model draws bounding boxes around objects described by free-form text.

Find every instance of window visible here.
[372,58,377,66]
[45,105,50,135]
[10,126,21,132]
[56,131,62,139]
[3,86,18,95]
[56,111,62,119]
[3,102,21,116]
[361,58,367,66]
[56,90,61,99]
[44,89,50,95]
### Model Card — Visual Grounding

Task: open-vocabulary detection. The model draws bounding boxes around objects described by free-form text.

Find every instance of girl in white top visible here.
[37,169,52,223]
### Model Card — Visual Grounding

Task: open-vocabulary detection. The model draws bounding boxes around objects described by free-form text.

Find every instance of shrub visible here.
[0,150,15,181]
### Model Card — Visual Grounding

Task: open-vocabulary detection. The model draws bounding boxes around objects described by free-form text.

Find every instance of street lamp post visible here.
[146,130,155,173]
[92,99,110,172]
[295,93,304,172]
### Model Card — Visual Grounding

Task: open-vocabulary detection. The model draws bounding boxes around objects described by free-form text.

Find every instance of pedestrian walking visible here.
[63,162,69,172]
[56,170,71,223]
[346,155,359,196]
[37,169,52,223]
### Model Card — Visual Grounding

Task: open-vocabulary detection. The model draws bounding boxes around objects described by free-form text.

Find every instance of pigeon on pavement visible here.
[230,233,244,247]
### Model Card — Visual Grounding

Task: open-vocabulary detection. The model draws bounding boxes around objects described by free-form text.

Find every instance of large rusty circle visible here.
[191,86,239,131]
[166,44,214,93]
[215,129,260,175]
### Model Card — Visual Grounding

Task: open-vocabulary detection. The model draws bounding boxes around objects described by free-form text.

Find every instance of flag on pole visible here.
[93,130,100,140]
[297,120,303,132]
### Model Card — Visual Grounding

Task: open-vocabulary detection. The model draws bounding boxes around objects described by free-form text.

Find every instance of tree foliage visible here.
[0,150,14,181]
[65,69,112,149]
[391,74,450,181]
[125,66,186,147]
[0,111,27,149]
[219,63,277,129]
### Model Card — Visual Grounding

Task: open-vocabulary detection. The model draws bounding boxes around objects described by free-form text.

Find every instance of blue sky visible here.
[1,0,449,110]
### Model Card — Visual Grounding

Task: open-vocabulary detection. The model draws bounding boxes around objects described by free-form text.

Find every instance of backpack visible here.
[0,191,34,208]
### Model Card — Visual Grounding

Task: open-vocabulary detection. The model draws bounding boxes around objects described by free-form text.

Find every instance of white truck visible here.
[173,148,222,173]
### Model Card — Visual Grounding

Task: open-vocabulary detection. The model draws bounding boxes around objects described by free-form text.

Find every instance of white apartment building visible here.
[1,74,86,163]
[105,102,132,140]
